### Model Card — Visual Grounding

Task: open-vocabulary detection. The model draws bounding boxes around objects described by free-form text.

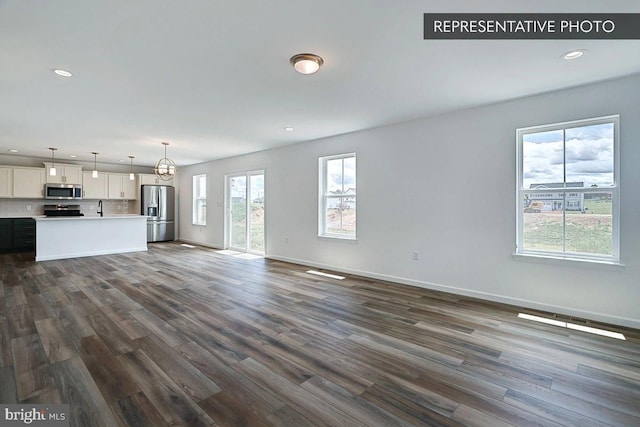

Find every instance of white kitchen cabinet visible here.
[0,166,12,198]
[139,173,173,186]
[107,173,137,200]
[13,167,45,198]
[43,162,83,184]
[82,171,108,199]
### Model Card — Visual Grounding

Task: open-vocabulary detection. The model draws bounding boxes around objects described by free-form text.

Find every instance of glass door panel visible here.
[229,175,247,250]
[249,174,265,253]
[226,171,265,254]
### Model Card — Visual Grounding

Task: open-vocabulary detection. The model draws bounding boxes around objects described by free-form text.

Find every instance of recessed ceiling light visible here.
[51,68,73,77]
[290,53,324,75]
[118,159,125,162]
[8,149,18,153]
[284,126,294,132]
[69,155,77,158]
[562,49,586,60]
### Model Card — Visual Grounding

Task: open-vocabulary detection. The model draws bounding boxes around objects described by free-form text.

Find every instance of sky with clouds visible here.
[327,156,356,193]
[522,122,614,189]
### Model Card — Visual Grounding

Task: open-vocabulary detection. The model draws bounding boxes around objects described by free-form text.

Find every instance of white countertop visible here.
[34,215,147,221]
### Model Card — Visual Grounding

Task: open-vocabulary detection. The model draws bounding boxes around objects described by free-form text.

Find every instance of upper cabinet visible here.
[107,173,137,200]
[139,173,173,187]
[82,171,108,199]
[13,167,45,198]
[43,162,83,184]
[0,167,12,198]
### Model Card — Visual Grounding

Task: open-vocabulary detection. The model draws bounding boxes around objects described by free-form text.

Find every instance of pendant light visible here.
[129,156,135,180]
[154,142,176,181]
[91,152,99,178]
[49,147,57,176]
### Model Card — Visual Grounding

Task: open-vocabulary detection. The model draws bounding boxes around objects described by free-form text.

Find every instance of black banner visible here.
[424,13,640,39]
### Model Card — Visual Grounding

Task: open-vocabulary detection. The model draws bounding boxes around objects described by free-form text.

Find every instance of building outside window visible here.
[516,115,619,262]
[319,153,356,238]
[193,174,206,226]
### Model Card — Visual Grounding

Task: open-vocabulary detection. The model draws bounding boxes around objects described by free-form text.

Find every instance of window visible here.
[193,174,206,225]
[319,153,356,238]
[516,115,619,262]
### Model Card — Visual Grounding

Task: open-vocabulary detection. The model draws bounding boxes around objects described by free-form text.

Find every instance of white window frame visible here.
[516,115,620,263]
[319,153,356,239]
[192,174,207,226]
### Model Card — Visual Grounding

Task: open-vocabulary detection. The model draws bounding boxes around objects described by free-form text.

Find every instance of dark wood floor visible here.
[1,243,639,426]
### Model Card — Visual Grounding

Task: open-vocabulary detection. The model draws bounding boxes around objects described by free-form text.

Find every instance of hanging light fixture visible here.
[129,156,135,180]
[154,142,176,181]
[290,53,324,75]
[91,152,99,178]
[49,147,58,176]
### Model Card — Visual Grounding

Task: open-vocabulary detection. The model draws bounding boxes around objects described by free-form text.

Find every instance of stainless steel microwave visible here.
[45,183,83,200]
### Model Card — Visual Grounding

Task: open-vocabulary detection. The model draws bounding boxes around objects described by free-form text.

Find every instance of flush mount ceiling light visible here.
[51,68,73,77]
[49,147,57,176]
[91,152,99,178]
[562,49,586,60]
[8,149,18,153]
[284,126,294,132]
[290,53,324,74]
[155,142,176,181]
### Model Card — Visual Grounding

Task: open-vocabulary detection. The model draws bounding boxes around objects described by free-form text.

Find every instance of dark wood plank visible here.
[174,340,285,417]
[51,356,121,427]
[84,310,137,355]
[234,357,369,427]
[135,334,221,402]
[115,391,170,427]
[77,334,141,403]
[129,309,187,347]
[198,391,271,427]
[0,316,12,367]
[300,375,411,426]
[1,243,639,427]
[11,333,56,401]
[6,304,37,338]
[0,366,18,403]
[35,318,77,363]
[117,349,214,427]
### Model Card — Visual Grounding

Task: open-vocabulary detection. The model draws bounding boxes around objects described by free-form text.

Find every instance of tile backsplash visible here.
[0,199,138,217]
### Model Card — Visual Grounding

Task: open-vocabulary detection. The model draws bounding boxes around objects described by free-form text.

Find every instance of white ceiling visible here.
[1,0,640,168]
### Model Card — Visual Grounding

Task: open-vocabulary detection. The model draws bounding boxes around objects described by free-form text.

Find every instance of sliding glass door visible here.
[226,171,265,254]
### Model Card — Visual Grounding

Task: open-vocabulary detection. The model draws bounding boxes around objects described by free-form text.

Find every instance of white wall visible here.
[178,74,640,328]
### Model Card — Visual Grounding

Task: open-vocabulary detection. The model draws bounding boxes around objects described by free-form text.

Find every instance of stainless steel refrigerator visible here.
[141,185,175,242]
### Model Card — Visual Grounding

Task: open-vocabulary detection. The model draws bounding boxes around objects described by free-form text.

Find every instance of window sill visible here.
[192,223,207,227]
[512,252,625,269]
[318,234,357,241]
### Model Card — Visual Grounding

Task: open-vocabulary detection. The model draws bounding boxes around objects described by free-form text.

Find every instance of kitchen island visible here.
[34,215,148,261]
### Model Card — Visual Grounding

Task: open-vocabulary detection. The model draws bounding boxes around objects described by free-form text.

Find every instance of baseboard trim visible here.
[266,255,639,330]
[177,238,224,250]
[36,247,148,262]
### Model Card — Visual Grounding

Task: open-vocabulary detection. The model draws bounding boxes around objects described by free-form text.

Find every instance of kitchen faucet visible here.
[97,200,103,217]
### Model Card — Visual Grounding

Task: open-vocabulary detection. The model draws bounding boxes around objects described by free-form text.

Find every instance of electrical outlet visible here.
[26,205,32,211]
[284,237,289,244]
[412,251,420,261]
